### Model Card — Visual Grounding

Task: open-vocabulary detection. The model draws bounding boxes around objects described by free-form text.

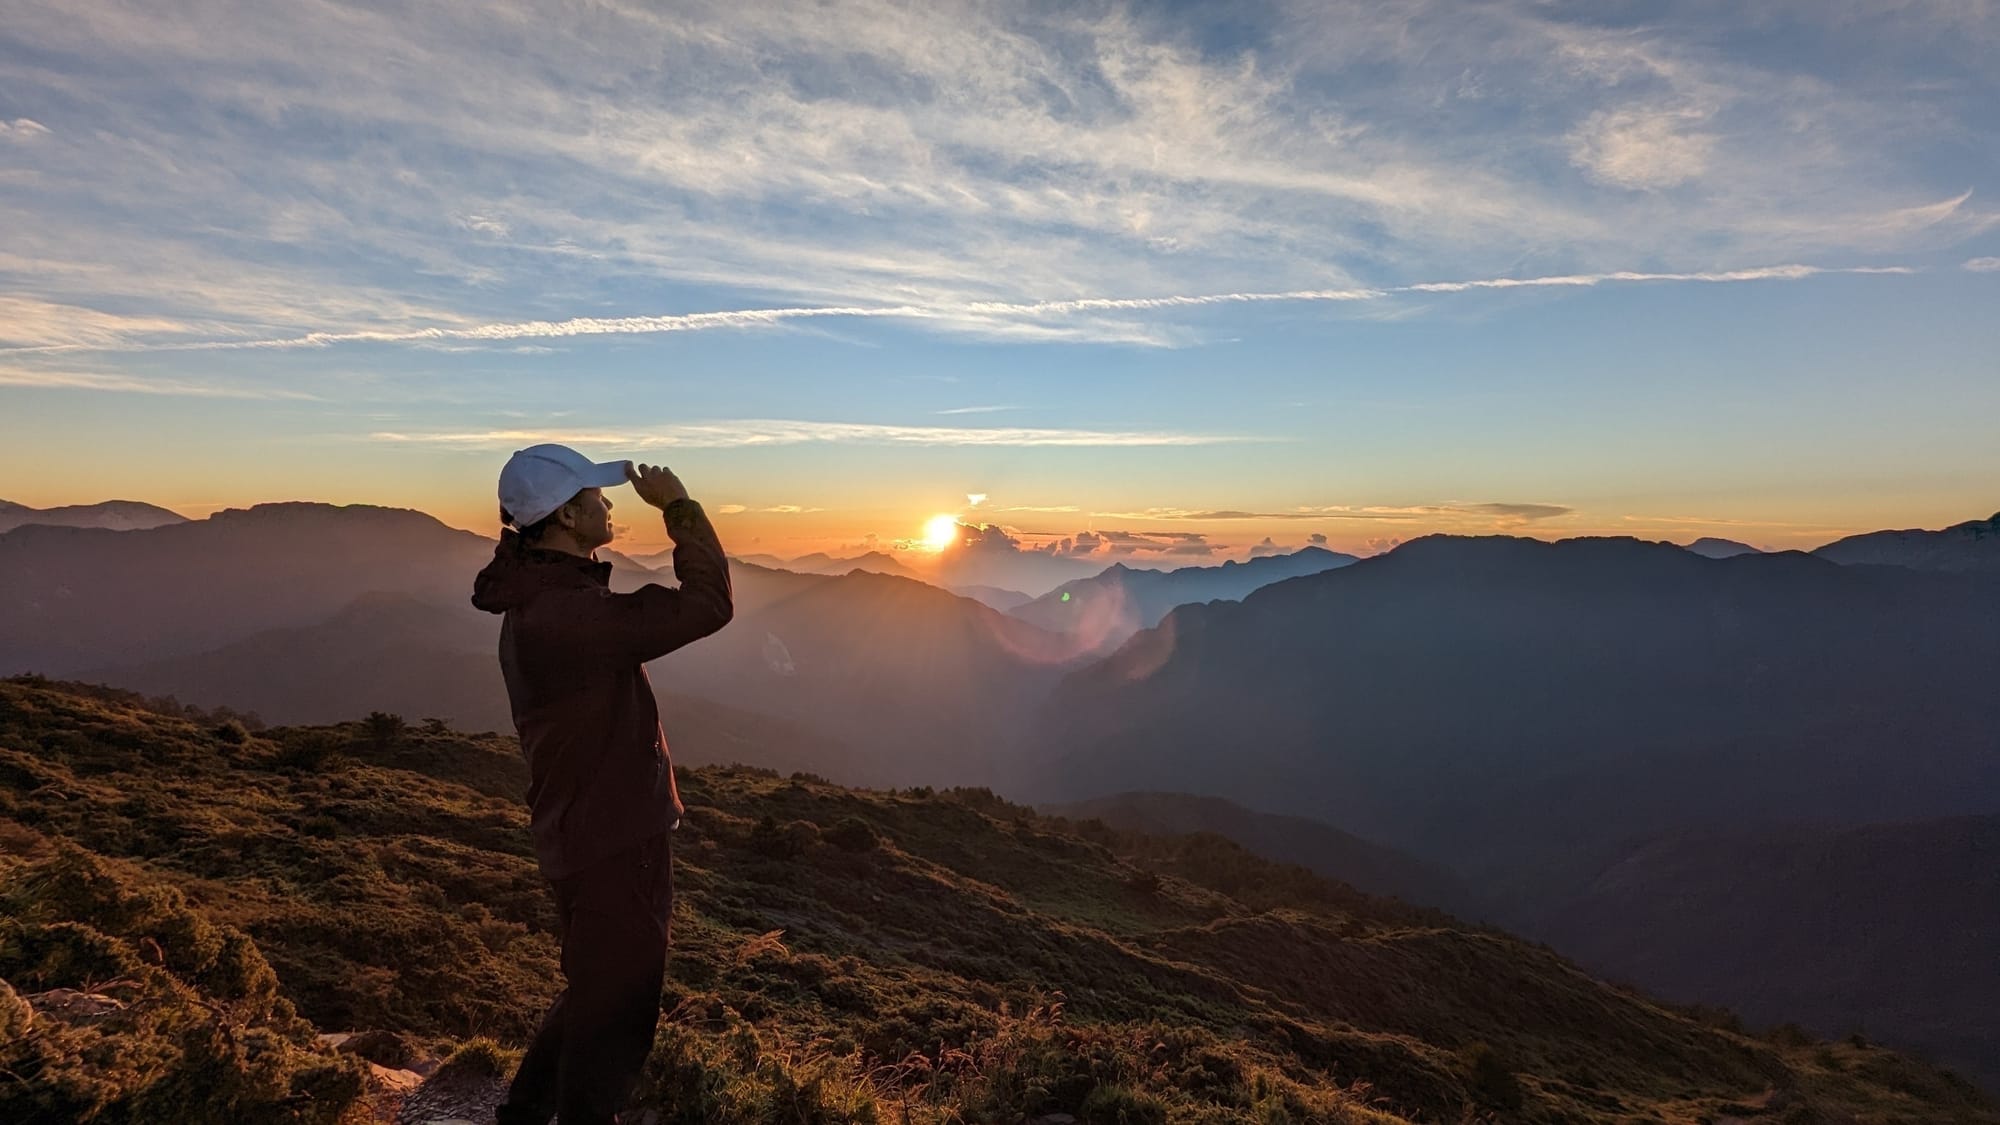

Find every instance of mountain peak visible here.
[0,498,188,534]
[1685,536,1762,559]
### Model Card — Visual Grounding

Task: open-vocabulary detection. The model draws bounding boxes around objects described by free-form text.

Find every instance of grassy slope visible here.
[1,677,1992,1125]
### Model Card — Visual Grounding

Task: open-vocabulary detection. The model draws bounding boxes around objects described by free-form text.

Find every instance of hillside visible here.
[1535,816,2000,1093]
[1043,792,1475,918]
[6,679,1991,1123]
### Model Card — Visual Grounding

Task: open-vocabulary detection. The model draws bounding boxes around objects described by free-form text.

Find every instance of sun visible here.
[923,514,960,552]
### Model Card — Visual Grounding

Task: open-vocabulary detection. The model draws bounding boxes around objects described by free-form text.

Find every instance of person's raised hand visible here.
[626,461,690,510]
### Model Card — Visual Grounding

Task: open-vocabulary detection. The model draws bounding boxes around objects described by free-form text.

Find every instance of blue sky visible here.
[1,0,1996,560]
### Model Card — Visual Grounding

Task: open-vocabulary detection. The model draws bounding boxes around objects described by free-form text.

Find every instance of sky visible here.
[2,0,1997,564]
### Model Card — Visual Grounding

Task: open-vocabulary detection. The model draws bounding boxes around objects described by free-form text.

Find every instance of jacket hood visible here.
[471,529,613,613]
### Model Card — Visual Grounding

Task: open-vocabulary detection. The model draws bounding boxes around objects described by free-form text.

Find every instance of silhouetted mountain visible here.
[32,504,1064,788]
[7,676,1992,1123]
[931,545,1103,599]
[1815,511,2000,574]
[1539,816,2000,1093]
[1009,547,1358,658]
[655,570,1077,787]
[81,592,499,727]
[79,589,873,779]
[0,503,496,675]
[0,498,187,533]
[658,549,925,582]
[1685,536,1761,558]
[951,583,1033,612]
[1028,534,2000,877]
[1026,533,2000,1081]
[1043,792,1473,915]
[785,550,925,580]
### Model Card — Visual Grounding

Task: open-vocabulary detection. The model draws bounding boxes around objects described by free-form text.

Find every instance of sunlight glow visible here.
[923,514,960,552]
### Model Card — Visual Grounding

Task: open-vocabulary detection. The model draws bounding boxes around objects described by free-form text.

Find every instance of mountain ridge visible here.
[0,498,188,534]
[1813,511,2000,574]
[1008,545,1358,658]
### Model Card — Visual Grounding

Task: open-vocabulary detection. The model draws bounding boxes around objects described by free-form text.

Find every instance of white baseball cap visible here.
[497,443,631,528]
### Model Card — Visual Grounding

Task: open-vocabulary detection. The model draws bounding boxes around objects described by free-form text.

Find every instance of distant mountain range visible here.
[0,502,495,676]
[1684,536,1762,558]
[18,504,1072,788]
[1027,534,2000,873]
[1813,511,2000,574]
[0,498,187,534]
[80,589,864,778]
[10,498,2000,1086]
[651,568,1076,786]
[677,549,926,582]
[1009,545,1358,658]
[1023,529,2000,1088]
[949,583,1034,612]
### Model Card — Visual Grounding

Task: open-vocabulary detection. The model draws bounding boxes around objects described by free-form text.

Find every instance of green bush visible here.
[750,815,820,859]
[825,816,879,852]
[1464,1042,1523,1112]
[1081,1083,1170,1124]
[435,1035,517,1082]
[0,850,364,1124]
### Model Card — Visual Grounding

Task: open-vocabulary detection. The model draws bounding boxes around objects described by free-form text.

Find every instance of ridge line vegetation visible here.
[2,677,1992,1123]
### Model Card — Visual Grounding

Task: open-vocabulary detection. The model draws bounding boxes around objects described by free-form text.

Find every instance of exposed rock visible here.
[394,1070,507,1125]
[368,1063,425,1094]
[23,987,127,1022]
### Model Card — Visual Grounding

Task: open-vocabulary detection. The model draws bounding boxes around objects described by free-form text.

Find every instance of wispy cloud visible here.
[0,0,1990,357]
[1568,107,1716,190]
[1965,257,2000,272]
[0,264,1915,357]
[934,405,1021,415]
[0,363,317,399]
[368,420,1259,449]
[0,118,51,141]
[1093,502,1573,524]
[1620,513,1846,530]
[713,503,822,515]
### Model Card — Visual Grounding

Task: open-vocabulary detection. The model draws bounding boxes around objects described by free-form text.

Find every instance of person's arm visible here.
[563,465,735,667]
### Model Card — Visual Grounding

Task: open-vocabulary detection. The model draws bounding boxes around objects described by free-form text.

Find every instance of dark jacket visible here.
[471,499,733,879]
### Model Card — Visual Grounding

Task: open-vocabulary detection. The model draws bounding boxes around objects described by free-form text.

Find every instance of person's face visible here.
[559,487,615,550]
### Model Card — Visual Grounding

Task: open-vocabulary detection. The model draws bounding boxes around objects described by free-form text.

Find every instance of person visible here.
[470,442,733,1125]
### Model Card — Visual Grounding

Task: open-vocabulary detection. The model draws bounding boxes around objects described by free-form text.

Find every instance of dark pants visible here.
[497,832,674,1125]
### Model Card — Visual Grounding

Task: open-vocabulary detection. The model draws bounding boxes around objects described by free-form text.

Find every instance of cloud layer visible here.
[1,0,1994,365]
[369,420,1257,449]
